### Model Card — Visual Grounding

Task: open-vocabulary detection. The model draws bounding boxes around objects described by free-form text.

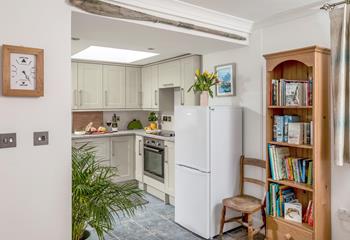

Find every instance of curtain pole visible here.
[321,1,350,10]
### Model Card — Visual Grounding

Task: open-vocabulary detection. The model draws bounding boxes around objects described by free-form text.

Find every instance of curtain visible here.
[330,5,350,166]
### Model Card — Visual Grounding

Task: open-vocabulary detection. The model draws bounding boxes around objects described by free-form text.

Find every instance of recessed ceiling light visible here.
[71,46,159,63]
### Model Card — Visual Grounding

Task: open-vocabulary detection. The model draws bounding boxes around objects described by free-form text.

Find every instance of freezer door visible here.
[174,106,210,172]
[175,165,210,239]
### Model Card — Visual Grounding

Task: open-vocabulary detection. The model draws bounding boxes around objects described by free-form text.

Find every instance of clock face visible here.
[10,53,36,90]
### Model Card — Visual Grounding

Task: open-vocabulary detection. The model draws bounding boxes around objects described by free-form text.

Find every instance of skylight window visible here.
[71,46,159,63]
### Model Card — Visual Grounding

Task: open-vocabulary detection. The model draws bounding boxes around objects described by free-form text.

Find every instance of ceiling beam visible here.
[69,0,247,41]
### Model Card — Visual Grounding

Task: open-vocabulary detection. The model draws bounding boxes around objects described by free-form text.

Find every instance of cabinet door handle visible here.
[139,91,142,107]
[139,139,142,156]
[164,145,168,163]
[112,146,115,157]
[181,88,185,105]
[155,90,158,106]
[163,83,174,87]
[105,90,108,106]
[79,90,83,106]
[74,90,77,107]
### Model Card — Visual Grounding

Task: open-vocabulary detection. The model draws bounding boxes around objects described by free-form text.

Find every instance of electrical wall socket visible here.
[337,208,350,222]
[0,133,16,149]
[33,131,49,146]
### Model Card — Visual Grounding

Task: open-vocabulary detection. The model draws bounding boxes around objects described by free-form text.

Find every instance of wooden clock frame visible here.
[2,45,44,97]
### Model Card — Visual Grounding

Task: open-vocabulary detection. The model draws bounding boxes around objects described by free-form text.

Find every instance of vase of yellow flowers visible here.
[188,69,219,106]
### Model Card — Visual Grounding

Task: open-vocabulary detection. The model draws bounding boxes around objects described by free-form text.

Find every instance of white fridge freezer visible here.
[174,106,243,239]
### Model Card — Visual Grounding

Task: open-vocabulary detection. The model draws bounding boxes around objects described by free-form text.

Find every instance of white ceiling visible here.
[179,0,326,22]
[71,11,243,65]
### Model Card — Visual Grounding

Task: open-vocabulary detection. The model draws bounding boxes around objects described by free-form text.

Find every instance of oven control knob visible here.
[157,142,161,147]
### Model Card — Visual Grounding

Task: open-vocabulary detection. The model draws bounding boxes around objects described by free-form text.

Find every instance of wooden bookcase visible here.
[264,46,331,240]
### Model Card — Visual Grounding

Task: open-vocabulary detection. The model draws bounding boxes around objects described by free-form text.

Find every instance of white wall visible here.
[0,1,71,240]
[203,11,350,240]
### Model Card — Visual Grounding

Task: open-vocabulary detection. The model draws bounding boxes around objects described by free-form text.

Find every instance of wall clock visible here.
[2,45,44,97]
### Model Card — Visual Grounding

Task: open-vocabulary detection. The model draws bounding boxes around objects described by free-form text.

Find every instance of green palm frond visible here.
[72,144,144,240]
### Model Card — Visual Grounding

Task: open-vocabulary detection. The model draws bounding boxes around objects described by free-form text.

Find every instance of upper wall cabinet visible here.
[72,62,142,110]
[125,67,142,109]
[180,56,201,106]
[77,63,103,109]
[72,62,78,110]
[103,65,126,108]
[158,60,181,88]
[142,65,159,110]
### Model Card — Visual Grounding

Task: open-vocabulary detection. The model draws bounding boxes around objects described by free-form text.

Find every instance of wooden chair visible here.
[219,155,266,240]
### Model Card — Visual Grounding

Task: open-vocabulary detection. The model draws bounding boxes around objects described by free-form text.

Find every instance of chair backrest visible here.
[239,155,266,196]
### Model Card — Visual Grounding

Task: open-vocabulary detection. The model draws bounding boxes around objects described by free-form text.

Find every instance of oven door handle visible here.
[144,146,162,153]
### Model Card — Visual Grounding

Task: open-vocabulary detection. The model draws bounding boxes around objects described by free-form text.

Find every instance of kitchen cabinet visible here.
[103,65,126,108]
[125,67,142,109]
[141,65,159,109]
[158,60,181,88]
[77,63,103,109]
[164,141,175,196]
[134,135,144,182]
[179,55,201,106]
[72,138,111,167]
[72,62,78,110]
[111,136,134,182]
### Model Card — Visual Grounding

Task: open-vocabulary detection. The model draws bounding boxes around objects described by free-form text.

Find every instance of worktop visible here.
[71,129,175,142]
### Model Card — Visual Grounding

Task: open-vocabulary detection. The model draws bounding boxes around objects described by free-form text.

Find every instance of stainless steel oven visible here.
[144,137,165,183]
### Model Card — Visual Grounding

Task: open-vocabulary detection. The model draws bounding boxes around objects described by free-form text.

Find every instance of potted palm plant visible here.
[188,69,219,106]
[72,145,144,240]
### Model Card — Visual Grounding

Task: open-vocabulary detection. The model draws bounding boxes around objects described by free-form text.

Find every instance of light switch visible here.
[0,133,16,148]
[33,131,49,146]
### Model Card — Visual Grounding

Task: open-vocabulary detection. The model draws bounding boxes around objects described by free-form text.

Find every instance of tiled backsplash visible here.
[72,112,103,131]
[103,111,150,130]
[73,111,175,132]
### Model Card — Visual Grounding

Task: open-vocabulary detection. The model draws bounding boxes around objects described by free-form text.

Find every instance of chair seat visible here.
[223,195,262,213]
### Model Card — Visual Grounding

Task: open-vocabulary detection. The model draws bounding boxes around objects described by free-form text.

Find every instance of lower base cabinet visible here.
[111,136,134,182]
[72,137,110,167]
[72,136,134,182]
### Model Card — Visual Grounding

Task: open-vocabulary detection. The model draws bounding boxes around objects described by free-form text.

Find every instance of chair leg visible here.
[219,206,226,235]
[247,214,254,240]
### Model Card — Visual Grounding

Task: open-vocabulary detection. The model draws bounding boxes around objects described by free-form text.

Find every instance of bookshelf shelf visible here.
[268,141,313,149]
[268,105,313,109]
[264,46,331,240]
[268,178,313,192]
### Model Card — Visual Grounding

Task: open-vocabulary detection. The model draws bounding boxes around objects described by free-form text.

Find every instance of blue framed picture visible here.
[215,63,236,96]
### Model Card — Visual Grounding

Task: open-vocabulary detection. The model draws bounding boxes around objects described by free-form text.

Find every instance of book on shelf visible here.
[267,183,296,218]
[284,200,302,223]
[303,200,314,227]
[270,78,312,106]
[272,115,312,145]
[268,144,290,180]
[288,122,312,145]
[268,145,313,185]
[266,183,314,226]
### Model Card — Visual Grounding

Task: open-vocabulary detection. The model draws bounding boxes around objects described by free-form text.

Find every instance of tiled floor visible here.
[88,194,264,240]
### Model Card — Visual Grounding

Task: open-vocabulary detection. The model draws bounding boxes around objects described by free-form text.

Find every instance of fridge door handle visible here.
[177,164,209,174]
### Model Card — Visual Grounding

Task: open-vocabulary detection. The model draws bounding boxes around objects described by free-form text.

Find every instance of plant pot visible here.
[200,91,209,106]
[80,230,91,240]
